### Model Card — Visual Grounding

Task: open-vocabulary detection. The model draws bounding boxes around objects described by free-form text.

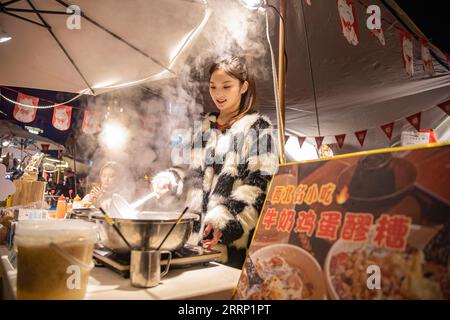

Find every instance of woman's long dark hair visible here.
[209,56,256,128]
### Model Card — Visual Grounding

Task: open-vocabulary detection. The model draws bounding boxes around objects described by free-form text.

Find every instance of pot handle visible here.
[160,250,172,278]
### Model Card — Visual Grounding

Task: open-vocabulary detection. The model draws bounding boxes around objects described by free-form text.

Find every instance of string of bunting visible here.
[304,0,450,75]
[289,101,449,149]
[2,2,449,145]
[0,86,101,134]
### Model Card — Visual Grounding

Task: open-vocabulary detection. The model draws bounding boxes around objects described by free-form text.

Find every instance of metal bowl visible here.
[92,211,199,254]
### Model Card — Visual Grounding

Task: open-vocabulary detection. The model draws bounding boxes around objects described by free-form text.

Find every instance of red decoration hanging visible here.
[406,112,422,131]
[370,28,385,46]
[335,134,346,148]
[354,130,368,147]
[41,144,50,154]
[13,93,38,123]
[315,136,324,149]
[52,105,72,131]
[437,100,450,116]
[420,39,434,76]
[337,0,359,46]
[297,136,306,149]
[82,110,101,134]
[400,31,414,77]
[380,122,395,140]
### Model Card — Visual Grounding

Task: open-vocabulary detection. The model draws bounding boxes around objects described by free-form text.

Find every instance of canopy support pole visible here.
[26,0,95,95]
[276,0,287,164]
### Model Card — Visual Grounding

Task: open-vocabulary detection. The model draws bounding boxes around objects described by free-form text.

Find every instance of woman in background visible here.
[82,161,131,210]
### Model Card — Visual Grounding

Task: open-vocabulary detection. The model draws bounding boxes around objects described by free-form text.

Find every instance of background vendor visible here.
[82,161,132,210]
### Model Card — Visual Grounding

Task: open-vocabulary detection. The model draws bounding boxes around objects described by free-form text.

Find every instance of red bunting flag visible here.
[335,134,346,148]
[285,135,289,144]
[52,105,72,131]
[421,39,434,76]
[438,100,450,116]
[41,144,50,154]
[380,122,395,140]
[406,112,422,131]
[354,130,368,147]
[400,31,414,77]
[315,136,324,149]
[82,110,101,134]
[13,93,38,123]
[297,136,306,149]
[370,28,385,46]
[337,0,359,46]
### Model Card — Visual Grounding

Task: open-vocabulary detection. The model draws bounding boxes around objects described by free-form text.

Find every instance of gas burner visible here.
[93,244,222,278]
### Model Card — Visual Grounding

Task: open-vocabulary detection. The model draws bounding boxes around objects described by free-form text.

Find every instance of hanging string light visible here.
[0,88,89,109]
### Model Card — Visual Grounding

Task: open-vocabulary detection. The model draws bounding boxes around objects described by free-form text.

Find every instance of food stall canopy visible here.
[269,0,450,151]
[0,0,209,95]
[187,0,449,153]
[0,120,64,151]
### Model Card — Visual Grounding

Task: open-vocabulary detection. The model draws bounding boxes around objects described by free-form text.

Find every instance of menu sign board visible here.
[234,143,450,300]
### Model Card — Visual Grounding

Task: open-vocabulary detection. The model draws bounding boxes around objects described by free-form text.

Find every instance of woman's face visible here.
[209,69,248,114]
[100,167,117,192]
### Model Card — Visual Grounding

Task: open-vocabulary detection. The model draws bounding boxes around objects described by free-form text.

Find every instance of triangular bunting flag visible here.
[284,136,289,144]
[380,122,395,140]
[13,93,38,123]
[52,105,72,131]
[297,136,306,149]
[354,130,368,147]
[420,39,434,76]
[41,144,50,154]
[438,100,450,116]
[400,31,414,77]
[406,112,422,131]
[335,134,346,148]
[315,136,324,148]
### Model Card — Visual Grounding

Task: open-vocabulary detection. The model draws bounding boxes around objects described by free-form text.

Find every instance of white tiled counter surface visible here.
[0,246,241,300]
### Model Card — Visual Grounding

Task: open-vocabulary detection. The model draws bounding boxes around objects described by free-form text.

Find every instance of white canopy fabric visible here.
[267,0,450,153]
[1,0,449,156]
[0,0,209,95]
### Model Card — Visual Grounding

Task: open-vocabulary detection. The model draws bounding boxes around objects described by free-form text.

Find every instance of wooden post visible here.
[276,0,287,164]
[73,138,77,196]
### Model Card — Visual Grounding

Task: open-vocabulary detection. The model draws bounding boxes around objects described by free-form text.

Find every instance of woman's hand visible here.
[201,224,223,249]
[152,171,179,196]
[151,176,171,196]
[89,186,103,200]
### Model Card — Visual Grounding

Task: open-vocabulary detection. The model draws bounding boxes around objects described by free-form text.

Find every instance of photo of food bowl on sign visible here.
[234,143,450,300]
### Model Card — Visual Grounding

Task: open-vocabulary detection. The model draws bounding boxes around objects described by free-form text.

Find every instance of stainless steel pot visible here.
[92,211,199,254]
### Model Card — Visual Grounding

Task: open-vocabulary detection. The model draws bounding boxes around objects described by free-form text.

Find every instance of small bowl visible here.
[250,244,327,300]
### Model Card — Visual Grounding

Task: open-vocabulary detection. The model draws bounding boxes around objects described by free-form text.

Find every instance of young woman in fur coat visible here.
[152,56,279,268]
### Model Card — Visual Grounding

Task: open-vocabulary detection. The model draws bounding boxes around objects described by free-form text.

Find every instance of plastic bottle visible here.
[56,195,67,219]
[66,199,73,213]
[6,195,12,208]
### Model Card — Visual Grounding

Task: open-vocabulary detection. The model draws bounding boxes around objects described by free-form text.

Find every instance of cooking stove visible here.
[93,244,223,278]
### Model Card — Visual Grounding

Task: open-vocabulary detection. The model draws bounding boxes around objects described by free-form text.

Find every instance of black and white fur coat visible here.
[154,112,278,250]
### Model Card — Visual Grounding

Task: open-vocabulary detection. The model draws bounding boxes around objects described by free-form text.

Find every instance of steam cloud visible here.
[75,0,273,211]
